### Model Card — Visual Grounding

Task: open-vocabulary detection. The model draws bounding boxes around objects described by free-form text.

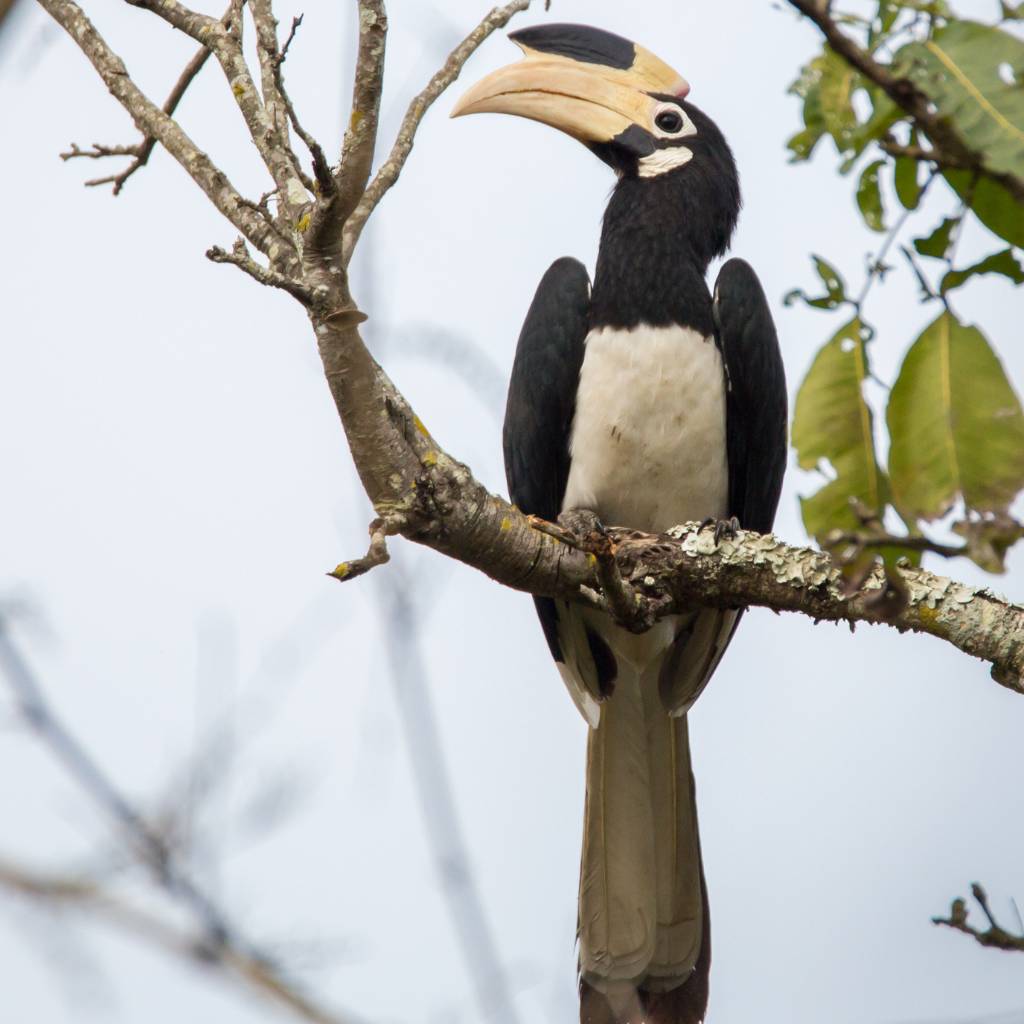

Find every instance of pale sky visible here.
[1,2,1022,1023]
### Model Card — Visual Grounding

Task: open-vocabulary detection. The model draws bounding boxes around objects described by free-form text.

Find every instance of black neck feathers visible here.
[589,102,740,335]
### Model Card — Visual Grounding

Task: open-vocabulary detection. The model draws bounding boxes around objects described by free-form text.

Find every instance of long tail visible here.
[578,661,710,1024]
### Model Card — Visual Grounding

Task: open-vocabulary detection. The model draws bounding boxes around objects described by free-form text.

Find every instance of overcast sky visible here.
[1,2,1022,1023]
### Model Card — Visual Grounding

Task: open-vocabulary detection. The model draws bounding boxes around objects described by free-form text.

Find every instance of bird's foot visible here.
[699,515,740,545]
[557,508,607,543]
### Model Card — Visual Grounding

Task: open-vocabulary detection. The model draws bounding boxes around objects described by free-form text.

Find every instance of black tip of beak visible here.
[509,23,636,71]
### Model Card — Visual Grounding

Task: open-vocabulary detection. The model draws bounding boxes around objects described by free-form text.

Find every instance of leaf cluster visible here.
[786,1,1024,572]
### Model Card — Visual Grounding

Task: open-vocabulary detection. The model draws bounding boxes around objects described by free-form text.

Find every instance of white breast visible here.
[562,324,728,534]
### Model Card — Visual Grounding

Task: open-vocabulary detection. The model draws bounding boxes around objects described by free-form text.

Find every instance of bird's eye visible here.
[654,108,684,134]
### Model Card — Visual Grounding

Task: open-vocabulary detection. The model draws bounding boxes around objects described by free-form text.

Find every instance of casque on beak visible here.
[450,24,689,149]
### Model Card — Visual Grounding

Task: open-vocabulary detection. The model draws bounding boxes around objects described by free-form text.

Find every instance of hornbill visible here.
[453,24,787,1024]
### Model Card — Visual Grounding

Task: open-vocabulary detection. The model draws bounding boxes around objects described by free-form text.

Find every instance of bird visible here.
[452,23,787,1024]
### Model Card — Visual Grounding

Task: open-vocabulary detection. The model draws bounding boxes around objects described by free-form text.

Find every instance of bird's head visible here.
[452,23,735,183]
[451,24,740,264]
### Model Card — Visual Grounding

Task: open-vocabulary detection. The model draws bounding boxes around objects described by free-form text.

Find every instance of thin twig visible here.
[0,857,352,1023]
[933,883,1024,953]
[855,169,937,309]
[249,0,314,195]
[42,0,295,265]
[328,519,393,582]
[60,5,233,196]
[341,0,535,262]
[276,12,302,64]
[267,14,333,194]
[879,138,971,171]
[826,530,965,560]
[206,238,315,303]
[0,619,352,1023]
[373,564,523,1024]
[130,0,309,221]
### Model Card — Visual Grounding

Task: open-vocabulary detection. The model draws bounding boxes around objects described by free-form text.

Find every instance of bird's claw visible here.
[699,516,740,545]
[556,508,618,558]
[558,508,607,542]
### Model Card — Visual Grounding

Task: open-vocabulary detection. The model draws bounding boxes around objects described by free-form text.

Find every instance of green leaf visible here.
[784,255,850,310]
[817,49,860,152]
[813,255,847,300]
[788,49,862,162]
[893,22,1024,180]
[944,169,1024,248]
[787,55,829,161]
[895,0,951,16]
[886,311,1024,522]
[793,317,889,536]
[857,159,887,231]
[913,216,959,258]
[876,0,902,39]
[894,154,923,209]
[940,248,1024,293]
[952,514,1024,573]
[841,86,901,170]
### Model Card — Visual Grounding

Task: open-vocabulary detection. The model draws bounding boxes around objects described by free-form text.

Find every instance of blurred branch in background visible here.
[0,0,19,34]
[934,882,1024,954]
[374,563,522,1024]
[0,614,353,1024]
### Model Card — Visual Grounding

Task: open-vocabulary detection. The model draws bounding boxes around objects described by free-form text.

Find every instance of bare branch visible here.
[41,0,296,267]
[206,238,315,303]
[129,0,310,221]
[342,0,533,261]
[934,883,1024,953]
[0,856,353,1023]
[879,138,972,171]
[277,12,302,63]
[249,0,313,192]
[0,619,235,946]
[0,619,354,1024]
[305,0,389,257]
[372,566,523,1024]
[329,1,389,232]
[264,10,333,194]
[56,9,229,195]
[328,518,393,582]
[785,0,1024,203]
[829,531,966,561]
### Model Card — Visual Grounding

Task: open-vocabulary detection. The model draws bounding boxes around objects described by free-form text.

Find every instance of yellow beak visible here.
[450,32,689,147]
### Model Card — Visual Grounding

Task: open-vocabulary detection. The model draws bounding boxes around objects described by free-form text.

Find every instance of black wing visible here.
[714,258,787,533]
[503,256,590,662]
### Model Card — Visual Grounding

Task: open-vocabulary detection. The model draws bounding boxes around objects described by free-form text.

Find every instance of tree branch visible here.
[879,137,972,171]
[933,883,1024,953]
[0,856,352,1023]
[128,0,310,222]
[785,0,1024,203]
[329,1,388,228]
[41,0,296,268]
[206,237,315,303]
[319,387,1024,693]
[59,6,228,196]
[0,619,352,1024]
[341,0,533,262]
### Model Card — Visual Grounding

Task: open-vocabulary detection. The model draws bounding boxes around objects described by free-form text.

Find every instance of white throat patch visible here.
[637,147,694,178]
